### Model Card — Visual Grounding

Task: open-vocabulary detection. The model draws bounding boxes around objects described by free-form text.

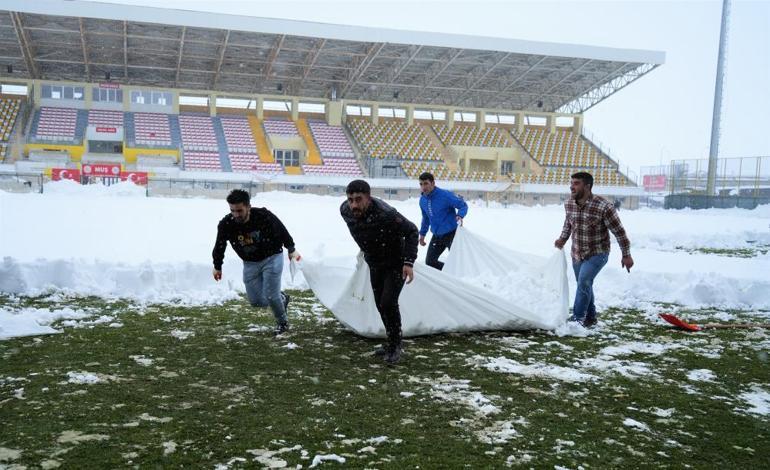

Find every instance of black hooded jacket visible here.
[340,197,419,269]
[212,207,295,270]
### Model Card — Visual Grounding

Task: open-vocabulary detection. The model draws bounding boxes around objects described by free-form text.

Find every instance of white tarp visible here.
[301,227,570,338]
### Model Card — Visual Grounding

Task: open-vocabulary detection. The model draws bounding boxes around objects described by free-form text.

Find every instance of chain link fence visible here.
[640,156,769,197]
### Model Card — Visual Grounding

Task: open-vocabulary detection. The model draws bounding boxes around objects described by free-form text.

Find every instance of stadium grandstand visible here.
[0,0,664,205]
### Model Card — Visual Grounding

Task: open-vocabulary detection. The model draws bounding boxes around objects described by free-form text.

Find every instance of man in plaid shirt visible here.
[554,172,634,327]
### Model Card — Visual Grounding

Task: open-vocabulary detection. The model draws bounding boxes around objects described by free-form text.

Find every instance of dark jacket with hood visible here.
[340,197,418,269]
[212,207,295,270]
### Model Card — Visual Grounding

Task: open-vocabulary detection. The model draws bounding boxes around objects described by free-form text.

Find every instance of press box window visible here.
[93,88,123,102]
[42,85,84,100]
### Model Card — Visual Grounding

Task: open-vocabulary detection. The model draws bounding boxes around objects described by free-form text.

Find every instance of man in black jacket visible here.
[213,189,301,335]
[340,180,418,365]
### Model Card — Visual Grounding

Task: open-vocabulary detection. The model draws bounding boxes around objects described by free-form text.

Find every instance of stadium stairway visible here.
[168,114,182,149]
[28,108,41,140]
[75,110,88,143]
[212,117,233,171]
[500,128,543,175]
[247,115,274,163]
[342,124,368,176]
[296,118,322,165]
[124,112,136,146]
[421,124,458,171]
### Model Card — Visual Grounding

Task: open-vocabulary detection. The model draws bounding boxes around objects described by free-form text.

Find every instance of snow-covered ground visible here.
[1,181,769,339]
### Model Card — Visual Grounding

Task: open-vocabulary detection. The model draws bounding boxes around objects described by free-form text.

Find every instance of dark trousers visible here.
[425,229,457,270]
[369,266,405,348]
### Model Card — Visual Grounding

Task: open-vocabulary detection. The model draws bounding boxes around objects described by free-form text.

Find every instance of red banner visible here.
[119,171,148,185]
[643,174,667,191]
[51,168,81,182]
[95,126,117,133]
[99,82,120,89]
[82,163,122,177]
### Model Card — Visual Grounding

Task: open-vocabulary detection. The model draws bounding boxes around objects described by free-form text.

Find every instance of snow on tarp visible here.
[301,227,569,338]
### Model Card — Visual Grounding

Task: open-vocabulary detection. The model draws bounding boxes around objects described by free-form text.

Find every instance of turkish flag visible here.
[119,171,148,185]
[51,168,81,182]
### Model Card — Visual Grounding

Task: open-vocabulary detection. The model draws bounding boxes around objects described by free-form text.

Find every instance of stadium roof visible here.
[0,0,664,113]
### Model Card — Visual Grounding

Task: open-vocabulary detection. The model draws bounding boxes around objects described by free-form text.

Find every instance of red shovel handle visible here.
[660,314,770,331]
[659,313,701,331]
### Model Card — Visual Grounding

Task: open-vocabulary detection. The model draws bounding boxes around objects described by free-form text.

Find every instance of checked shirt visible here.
[559,195,631,261]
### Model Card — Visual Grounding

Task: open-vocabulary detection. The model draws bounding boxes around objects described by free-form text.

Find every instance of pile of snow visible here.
[67,371,102,384]
[737,386,770,416]
[470,355,597,383]
[686,369,717,382]
[0,307,92,339]
[0,181,768,337]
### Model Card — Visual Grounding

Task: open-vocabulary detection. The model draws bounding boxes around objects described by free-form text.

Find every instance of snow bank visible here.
[1,182,768,313]
[0,307,92,339]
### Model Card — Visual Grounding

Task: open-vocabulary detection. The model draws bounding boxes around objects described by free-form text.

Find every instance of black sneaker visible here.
[282,292,291,313]
[373,345,388,357]
[274,323,289,336]
[583,317,598,328]
[384,345,402,365]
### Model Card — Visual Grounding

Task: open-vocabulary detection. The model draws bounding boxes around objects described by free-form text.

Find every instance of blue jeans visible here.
[571,252,609,323]
[243,253,286,325]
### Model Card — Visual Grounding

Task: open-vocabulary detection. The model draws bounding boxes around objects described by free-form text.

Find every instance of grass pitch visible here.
[1,292,769,468]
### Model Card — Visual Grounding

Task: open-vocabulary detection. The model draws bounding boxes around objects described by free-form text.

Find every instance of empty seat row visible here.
[0,98,21,141]
[347,119,441,161]
[302,157,363,177]
[88,110,124,127]
[264,119,299,136]
[183,150,221,171]
[220,116,258,153]
[179,114,218,151]
[513,126,615,169]
[134,112,172,146]
[433,124,508,148]
[308,120,355,158]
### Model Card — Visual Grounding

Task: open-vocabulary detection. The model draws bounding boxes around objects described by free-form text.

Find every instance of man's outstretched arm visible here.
[604,205,633,272]
[554,216,571,249]
[212,221,228,280]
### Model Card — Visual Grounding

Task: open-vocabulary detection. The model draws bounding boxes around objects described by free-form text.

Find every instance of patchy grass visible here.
[674,244,770,258]
[1,292,769,468]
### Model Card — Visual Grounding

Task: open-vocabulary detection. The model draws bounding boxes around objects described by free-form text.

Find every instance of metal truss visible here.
[556,63,658,114]
[0,9,661,114]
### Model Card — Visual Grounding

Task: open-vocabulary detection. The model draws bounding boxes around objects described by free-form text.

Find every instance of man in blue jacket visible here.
[418,172,468,270]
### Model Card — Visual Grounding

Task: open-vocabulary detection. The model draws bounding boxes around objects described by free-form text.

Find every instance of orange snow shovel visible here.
[659,313,770,332]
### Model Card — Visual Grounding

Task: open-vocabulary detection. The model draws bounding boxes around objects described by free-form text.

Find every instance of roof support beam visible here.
[339,42,385,98]
[294,38,326,95]
[454,52,511,106]
[253,34,284,94]
[496,56,548,95]
[421,49,463,104]
[174,26,186,88]
[523,59,593,110]
[211,30,230,90]
[558,63,655,114]
[78,18,91,82]
[10,12,38,79]
[386,45,422,85]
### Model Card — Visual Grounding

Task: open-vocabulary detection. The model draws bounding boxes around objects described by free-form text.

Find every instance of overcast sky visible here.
[102,0,769,176]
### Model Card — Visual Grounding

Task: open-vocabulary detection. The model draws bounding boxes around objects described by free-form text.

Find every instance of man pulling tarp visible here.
[301,224,570,339]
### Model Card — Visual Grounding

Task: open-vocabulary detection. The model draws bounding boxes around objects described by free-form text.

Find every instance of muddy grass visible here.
[1,292,769,468]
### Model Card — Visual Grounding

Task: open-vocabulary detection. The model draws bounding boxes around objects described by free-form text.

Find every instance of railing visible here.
[640,156,770,196]
[0,172,45,193]
[665,156,770,196]
[581,126,638,184]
